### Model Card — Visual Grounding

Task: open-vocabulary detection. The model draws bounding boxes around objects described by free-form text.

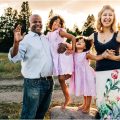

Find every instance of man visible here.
[8,14,54,119]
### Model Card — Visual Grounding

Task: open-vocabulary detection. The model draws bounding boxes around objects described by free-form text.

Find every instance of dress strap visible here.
[114,31,119,38]
[94,32,98,43]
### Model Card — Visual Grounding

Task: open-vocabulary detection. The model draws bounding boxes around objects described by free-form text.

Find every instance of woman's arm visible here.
[105,49,120,61]
[107,55,120,61]
[59,30,76,52]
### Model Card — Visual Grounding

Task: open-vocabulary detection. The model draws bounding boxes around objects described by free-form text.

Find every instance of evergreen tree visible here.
[0,1,31,52]
[18,1,32,34]
[73,24,82,36]
[82,14,95,36]
[44,9,54,35]
[0,7,18,52]
[66,28,77,43]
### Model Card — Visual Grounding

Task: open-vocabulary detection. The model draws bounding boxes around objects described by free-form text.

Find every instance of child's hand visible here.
[102,50,109,58]
[57,43,67,54]
[65,49,73,55]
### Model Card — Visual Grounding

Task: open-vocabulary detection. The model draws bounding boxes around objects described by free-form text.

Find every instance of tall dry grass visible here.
[0,53,21,79]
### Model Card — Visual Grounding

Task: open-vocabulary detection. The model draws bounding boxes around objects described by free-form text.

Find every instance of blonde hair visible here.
[97,5,116,33]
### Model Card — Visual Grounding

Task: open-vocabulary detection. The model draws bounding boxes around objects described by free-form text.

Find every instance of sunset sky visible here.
[0,0,120,30]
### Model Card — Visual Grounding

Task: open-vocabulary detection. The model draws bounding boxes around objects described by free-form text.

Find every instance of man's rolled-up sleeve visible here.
[8,41,27,63]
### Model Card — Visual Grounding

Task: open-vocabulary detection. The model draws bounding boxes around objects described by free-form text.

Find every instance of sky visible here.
[0,0,120,30]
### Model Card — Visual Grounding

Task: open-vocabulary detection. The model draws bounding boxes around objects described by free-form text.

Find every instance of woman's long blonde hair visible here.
[97,5,116,33]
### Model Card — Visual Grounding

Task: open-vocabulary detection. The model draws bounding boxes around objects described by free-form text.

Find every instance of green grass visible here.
[0,102,21,119]
[0,53,22,79]
[0,53,96,79]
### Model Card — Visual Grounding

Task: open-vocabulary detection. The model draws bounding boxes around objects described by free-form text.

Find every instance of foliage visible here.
[66,27,82,43]
[44,9,54,35]
[82,14,95,36]
[18,1,32,34]
[0,1,31,53]
[0,7,18,52]
[0,102,21,119]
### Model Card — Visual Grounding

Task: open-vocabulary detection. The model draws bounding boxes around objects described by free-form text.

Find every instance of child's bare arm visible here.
[59,30,76,52]
[86,52,104,61]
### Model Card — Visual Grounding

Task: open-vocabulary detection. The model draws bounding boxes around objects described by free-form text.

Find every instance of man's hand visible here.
[11,25,25,58]
[14,25,24,43]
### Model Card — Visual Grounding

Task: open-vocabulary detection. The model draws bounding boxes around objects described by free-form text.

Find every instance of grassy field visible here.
[0,53,22,79]
[0,53,96,79]
[0,102,21,119]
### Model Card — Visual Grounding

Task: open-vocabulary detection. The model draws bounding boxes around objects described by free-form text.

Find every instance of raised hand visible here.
[14,25,24,43]
[11,25,25,57]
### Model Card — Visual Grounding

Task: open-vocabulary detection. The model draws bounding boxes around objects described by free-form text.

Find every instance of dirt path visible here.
[0,79,82,104]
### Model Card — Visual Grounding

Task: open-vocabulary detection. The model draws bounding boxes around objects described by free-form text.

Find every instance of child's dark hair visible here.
[48,15,64,30]
[76,36,93,52]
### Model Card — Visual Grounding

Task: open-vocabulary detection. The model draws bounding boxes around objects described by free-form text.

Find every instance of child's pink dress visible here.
[69,51,96,96]
[47,28,73,76]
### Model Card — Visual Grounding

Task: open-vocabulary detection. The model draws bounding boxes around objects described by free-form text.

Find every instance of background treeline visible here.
[1,1,120,53]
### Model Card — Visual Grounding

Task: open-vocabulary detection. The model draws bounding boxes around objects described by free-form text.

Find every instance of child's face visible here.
[76,38,86,50]
[52,18,61,31]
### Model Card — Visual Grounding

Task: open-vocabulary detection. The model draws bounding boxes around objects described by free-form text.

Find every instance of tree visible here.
[82,14,95,36]
[44,9,54,35]
[65,25,82,43]
[0,1,32,52]
[18,1,32,34]
[73,24,82,36]
[0,7,18,52]
[65,28,76,43]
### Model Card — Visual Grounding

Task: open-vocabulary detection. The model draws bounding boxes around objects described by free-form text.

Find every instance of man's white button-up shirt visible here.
[8,31,53,79]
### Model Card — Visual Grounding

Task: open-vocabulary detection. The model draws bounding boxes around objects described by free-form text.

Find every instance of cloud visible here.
[0,0,120,14]
[0,0,120,29]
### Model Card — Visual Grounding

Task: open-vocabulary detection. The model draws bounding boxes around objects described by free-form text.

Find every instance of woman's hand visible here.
[106,49,115,55]
[102,49,115,59]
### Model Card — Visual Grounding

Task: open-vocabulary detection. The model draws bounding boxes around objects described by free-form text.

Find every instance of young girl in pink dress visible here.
[70,36,104,113]
[47,15,76,109]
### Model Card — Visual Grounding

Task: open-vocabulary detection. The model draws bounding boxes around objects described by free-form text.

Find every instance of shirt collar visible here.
[28,31,43,37]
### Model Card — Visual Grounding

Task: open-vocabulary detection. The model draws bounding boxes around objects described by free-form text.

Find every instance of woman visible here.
[89,5,120,119]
